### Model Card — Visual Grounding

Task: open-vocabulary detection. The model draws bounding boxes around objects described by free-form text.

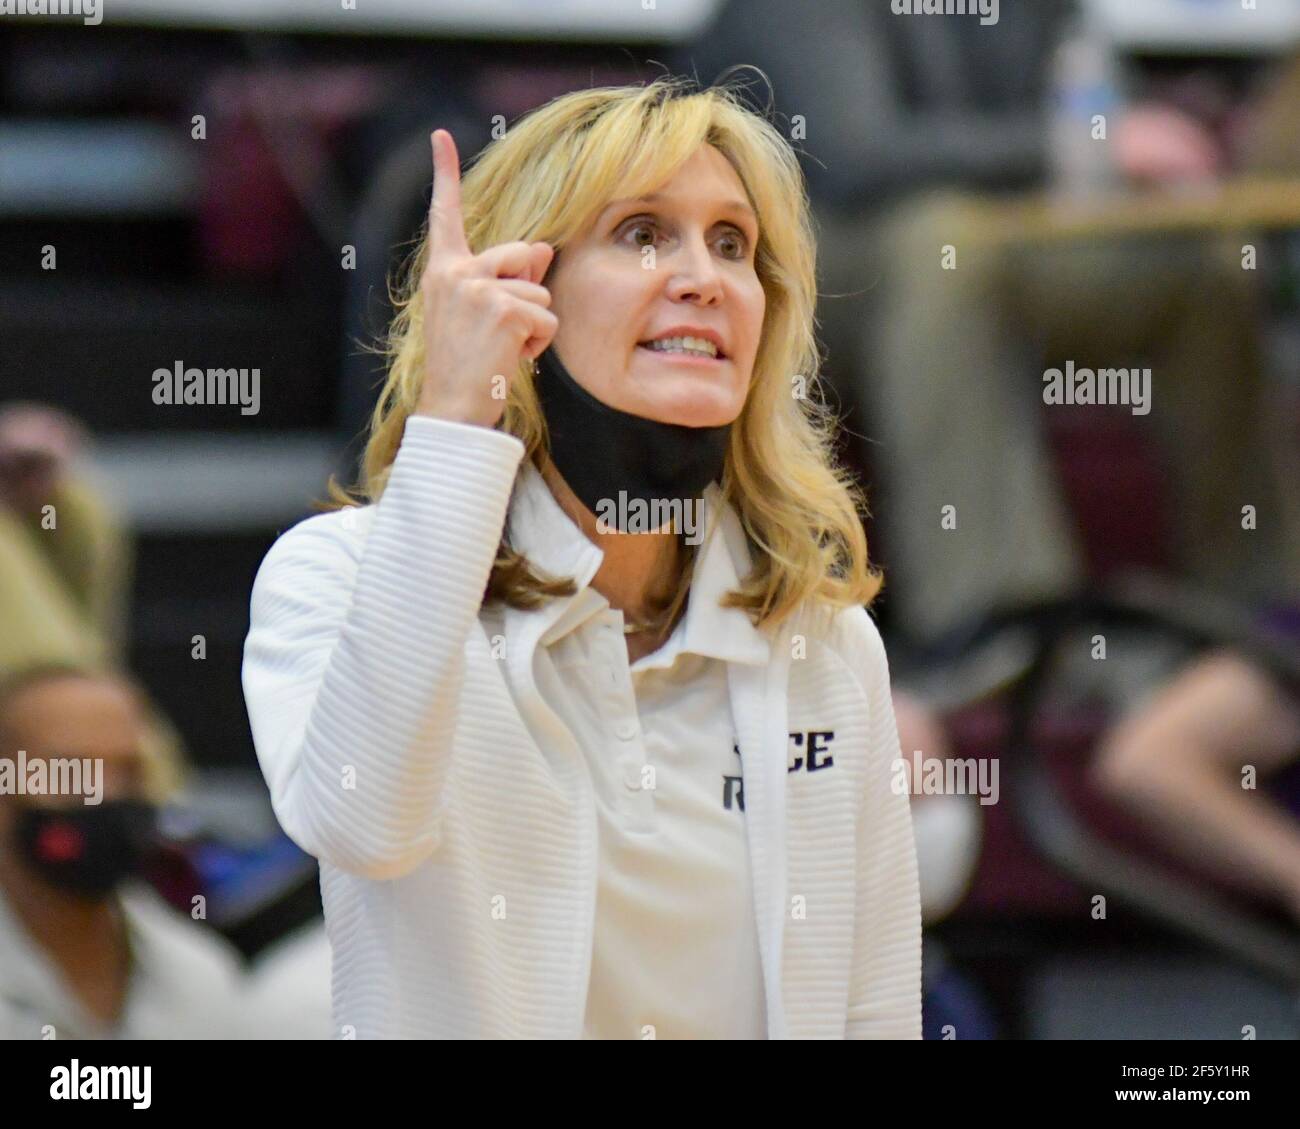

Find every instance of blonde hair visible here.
[328,71,883,635]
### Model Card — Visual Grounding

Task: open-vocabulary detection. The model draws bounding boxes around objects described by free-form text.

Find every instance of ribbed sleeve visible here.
[841,607,924,1039]
[241,415,525,880]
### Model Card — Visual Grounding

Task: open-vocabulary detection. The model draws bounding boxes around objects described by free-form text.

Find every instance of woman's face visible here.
[544,143,765,428]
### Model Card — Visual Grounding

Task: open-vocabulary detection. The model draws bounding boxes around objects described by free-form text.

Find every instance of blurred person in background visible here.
[1082,44,1300,930]
[0,402,186,800]
[861,20,1300,642]
[2,410,333,1038]
[0,666,254,1039]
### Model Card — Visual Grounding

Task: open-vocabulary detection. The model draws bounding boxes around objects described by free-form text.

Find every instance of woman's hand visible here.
[415,129,557,428]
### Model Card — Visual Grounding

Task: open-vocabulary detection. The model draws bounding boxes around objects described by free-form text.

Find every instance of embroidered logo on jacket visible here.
[722,731,836,812]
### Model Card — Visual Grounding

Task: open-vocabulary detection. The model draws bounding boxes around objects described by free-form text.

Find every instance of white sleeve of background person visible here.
[242,415,525,879]
[843,609,924,1039]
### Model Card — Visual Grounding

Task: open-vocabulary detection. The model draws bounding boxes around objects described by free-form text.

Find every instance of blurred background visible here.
[1,0,1298,1040]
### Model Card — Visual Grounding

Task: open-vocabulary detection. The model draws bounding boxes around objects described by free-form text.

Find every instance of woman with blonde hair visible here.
[242,73,921,1039]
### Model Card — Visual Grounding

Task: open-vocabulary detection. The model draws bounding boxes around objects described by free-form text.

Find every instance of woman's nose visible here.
[665,235,723,305]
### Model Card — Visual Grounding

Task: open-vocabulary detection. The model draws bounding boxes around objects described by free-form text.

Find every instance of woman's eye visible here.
[717,231,747,259]
[625,221,658,248]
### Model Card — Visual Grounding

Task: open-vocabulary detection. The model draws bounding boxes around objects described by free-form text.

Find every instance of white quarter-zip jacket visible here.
[241,414,923,1039]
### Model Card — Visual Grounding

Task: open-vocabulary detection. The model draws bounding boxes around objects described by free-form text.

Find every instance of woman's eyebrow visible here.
[604,192,758,227]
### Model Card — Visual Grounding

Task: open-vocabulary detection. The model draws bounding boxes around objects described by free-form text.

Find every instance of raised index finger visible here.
[429,129,469,257]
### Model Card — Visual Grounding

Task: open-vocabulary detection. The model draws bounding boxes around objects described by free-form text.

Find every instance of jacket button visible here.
[622,760,643,790]
[615,719,637,741]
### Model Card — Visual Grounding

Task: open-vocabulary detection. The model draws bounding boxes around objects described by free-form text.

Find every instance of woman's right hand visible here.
[415,129,557,428]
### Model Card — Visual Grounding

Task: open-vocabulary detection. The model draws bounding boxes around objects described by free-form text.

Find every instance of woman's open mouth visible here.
[636,335,726,365]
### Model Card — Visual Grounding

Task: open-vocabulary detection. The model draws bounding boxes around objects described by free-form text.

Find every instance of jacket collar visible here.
[505,460,771,669]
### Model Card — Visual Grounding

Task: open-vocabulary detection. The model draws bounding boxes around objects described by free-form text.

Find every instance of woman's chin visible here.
[640,399,740,428]
[626,384,743,428]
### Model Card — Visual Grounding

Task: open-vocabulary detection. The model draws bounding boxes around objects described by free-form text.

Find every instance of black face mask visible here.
[532,343,732,529]
[13,799,156,900]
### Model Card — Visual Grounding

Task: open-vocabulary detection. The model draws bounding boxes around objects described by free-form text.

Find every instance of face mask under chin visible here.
[532,343,732,526]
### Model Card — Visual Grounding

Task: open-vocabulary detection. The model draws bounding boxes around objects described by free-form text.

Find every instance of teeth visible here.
[645,335,718,358]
